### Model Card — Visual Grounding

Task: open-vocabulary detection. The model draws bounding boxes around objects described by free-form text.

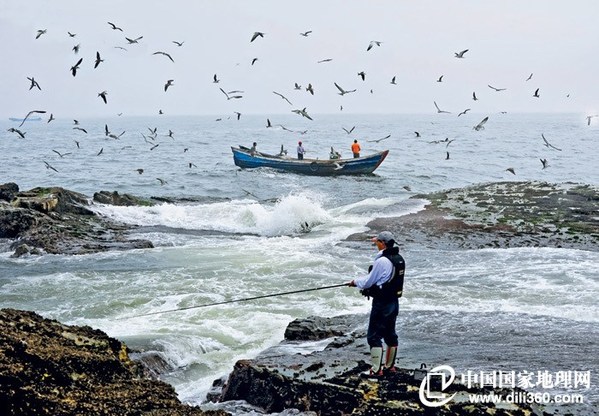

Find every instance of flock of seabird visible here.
[6,20,595,186]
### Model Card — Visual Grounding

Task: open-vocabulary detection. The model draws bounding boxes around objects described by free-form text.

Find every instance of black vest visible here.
[361,246,405,300]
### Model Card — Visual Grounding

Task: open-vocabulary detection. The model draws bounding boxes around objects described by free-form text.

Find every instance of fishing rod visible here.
[120,283,349,319]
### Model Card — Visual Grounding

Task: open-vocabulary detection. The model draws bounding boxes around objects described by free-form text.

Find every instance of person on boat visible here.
[351,139,361,158]
[329,147,341,160]
[347,231,405,378]
[250,142,258,156]
[297,141,306,160]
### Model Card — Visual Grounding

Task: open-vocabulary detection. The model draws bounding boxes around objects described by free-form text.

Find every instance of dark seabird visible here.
[27,77,41,90]
[526,73,533,81]
[367,40,382,51]
[35,29,47,39]
[473,116,488,131]
[73,127,88,134]
[358,71,366,81]
[52,149,71,158]
[125,36,143,44]
[72,44,80,54]
[533,88,540,98]
[44,161,58,172]
[300,31,312,37]
[97,148,104,156]
[107,22,123,31]
[458,108,471,117]
[164,79,174,92]
[488,85,506,92]
[292,107,313,120]
[153,51,174,62]
[19,110,46,127]
[213,74,220,83]
[390,76,397,85]
[454,49,468,58]
[342,126,355,135]
[541,134,562,151]
[437,75,443,82]
[472,91,478,101]
[272,91,293,105]
[47,113,55,123]
[506,168,516,175]
[70,58,83,77]
[266,118,272,128]
[94,51,104,68]
[317,58,332,63]
[434,101,451,114]
[540,158,549,169]
[306,83,314,95]
[334,82,356,96]
[135,169,144,174]
[172,40,184,46]
[68,32,76,37]
[250,32,265,42]
[98,91,108,104]
[7,128,26,139]
[156,178,168,185]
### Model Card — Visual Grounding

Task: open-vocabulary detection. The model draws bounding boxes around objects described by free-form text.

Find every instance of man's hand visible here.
[347,280,356,287]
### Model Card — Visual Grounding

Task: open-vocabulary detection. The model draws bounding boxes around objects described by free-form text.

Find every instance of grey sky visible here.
[1,0,598,118]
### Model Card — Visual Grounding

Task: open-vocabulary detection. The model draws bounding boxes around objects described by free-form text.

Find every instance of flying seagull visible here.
[153,51,174,62]
[306,83,314,95]
[213,74,220,83]
[172,40,184,46]
[251,57,258,65]
[526,73,533,81]
[437,75,443,83]
[125,36,143,44]
[367,40,382,51]
[19,110,46,127]
[70,58,83,77]
[342,126,355,135]
[73,127,88,134]
[94,51,104,68]
[454,49,468,58]
[250,32,265,42]
[334,82,356,96]
[273,91,293,105]
[434,101,451,114]
[367,134,391,143]
[457,108,471,117]
[7,128,26,139]
[44,161,58,172]
[358,71,366,81]
[72,44,80,54]
[107,22,123,31]
[506,168,516,175]
[164,79,174,92]
[541,134,562,151]
[299,31,312,37]
[473,116,489,131]
[68,32,76,37]
[266,118,272,128]
[533,88,540,98]
[156,178,168,186]
[27,77,41,90]
[317,58,332,63]
[472,91,478,101]
[98,90,108,104]
[52,149,72,158]
[47,113,55,123]
[219,88,242,100]
[390,76,397,85]
[35,29,47,39]
[488,85,506,92]
[540,158,549,169]
[292,107,313,120]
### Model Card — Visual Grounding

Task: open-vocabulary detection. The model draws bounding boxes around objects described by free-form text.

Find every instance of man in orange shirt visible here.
[351,139,361,158]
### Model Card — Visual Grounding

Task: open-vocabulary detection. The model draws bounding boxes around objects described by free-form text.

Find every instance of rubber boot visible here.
[383,346,398,376]
[361,347,383,379]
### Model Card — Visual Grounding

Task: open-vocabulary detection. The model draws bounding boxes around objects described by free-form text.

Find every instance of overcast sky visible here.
[2,0,598,118]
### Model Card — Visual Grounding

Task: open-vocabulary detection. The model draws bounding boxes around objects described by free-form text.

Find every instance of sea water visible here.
[1,113,597,414]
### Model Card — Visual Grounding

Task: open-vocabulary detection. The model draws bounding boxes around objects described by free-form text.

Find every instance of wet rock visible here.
[0,308,228,416]
[0,183,154,256]
[0,182,19,201]
[94,190,154,206]
[218,314,543,415]
[349,181,599,251]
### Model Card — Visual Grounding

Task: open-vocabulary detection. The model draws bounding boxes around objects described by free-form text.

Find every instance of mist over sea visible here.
[1,112,598,414]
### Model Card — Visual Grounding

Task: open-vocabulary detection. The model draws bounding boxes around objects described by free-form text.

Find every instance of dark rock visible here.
[0,308,228,416]
[218,314,543,415]
[94,190,154,206]
[284,315,354,341]
[0,183,154,256]
[0,182,19,201]
[348,181,599,251]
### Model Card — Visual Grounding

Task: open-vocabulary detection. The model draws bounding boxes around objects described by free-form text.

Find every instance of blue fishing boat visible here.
[232,146,388,175]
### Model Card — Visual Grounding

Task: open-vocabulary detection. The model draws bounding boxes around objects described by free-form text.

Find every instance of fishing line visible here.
[119,283,348,319]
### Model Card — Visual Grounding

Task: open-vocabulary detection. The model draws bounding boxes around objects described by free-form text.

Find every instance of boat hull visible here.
[232,147,388,175]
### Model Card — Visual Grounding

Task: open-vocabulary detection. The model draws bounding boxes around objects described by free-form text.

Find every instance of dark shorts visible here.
[366,298,399,348]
